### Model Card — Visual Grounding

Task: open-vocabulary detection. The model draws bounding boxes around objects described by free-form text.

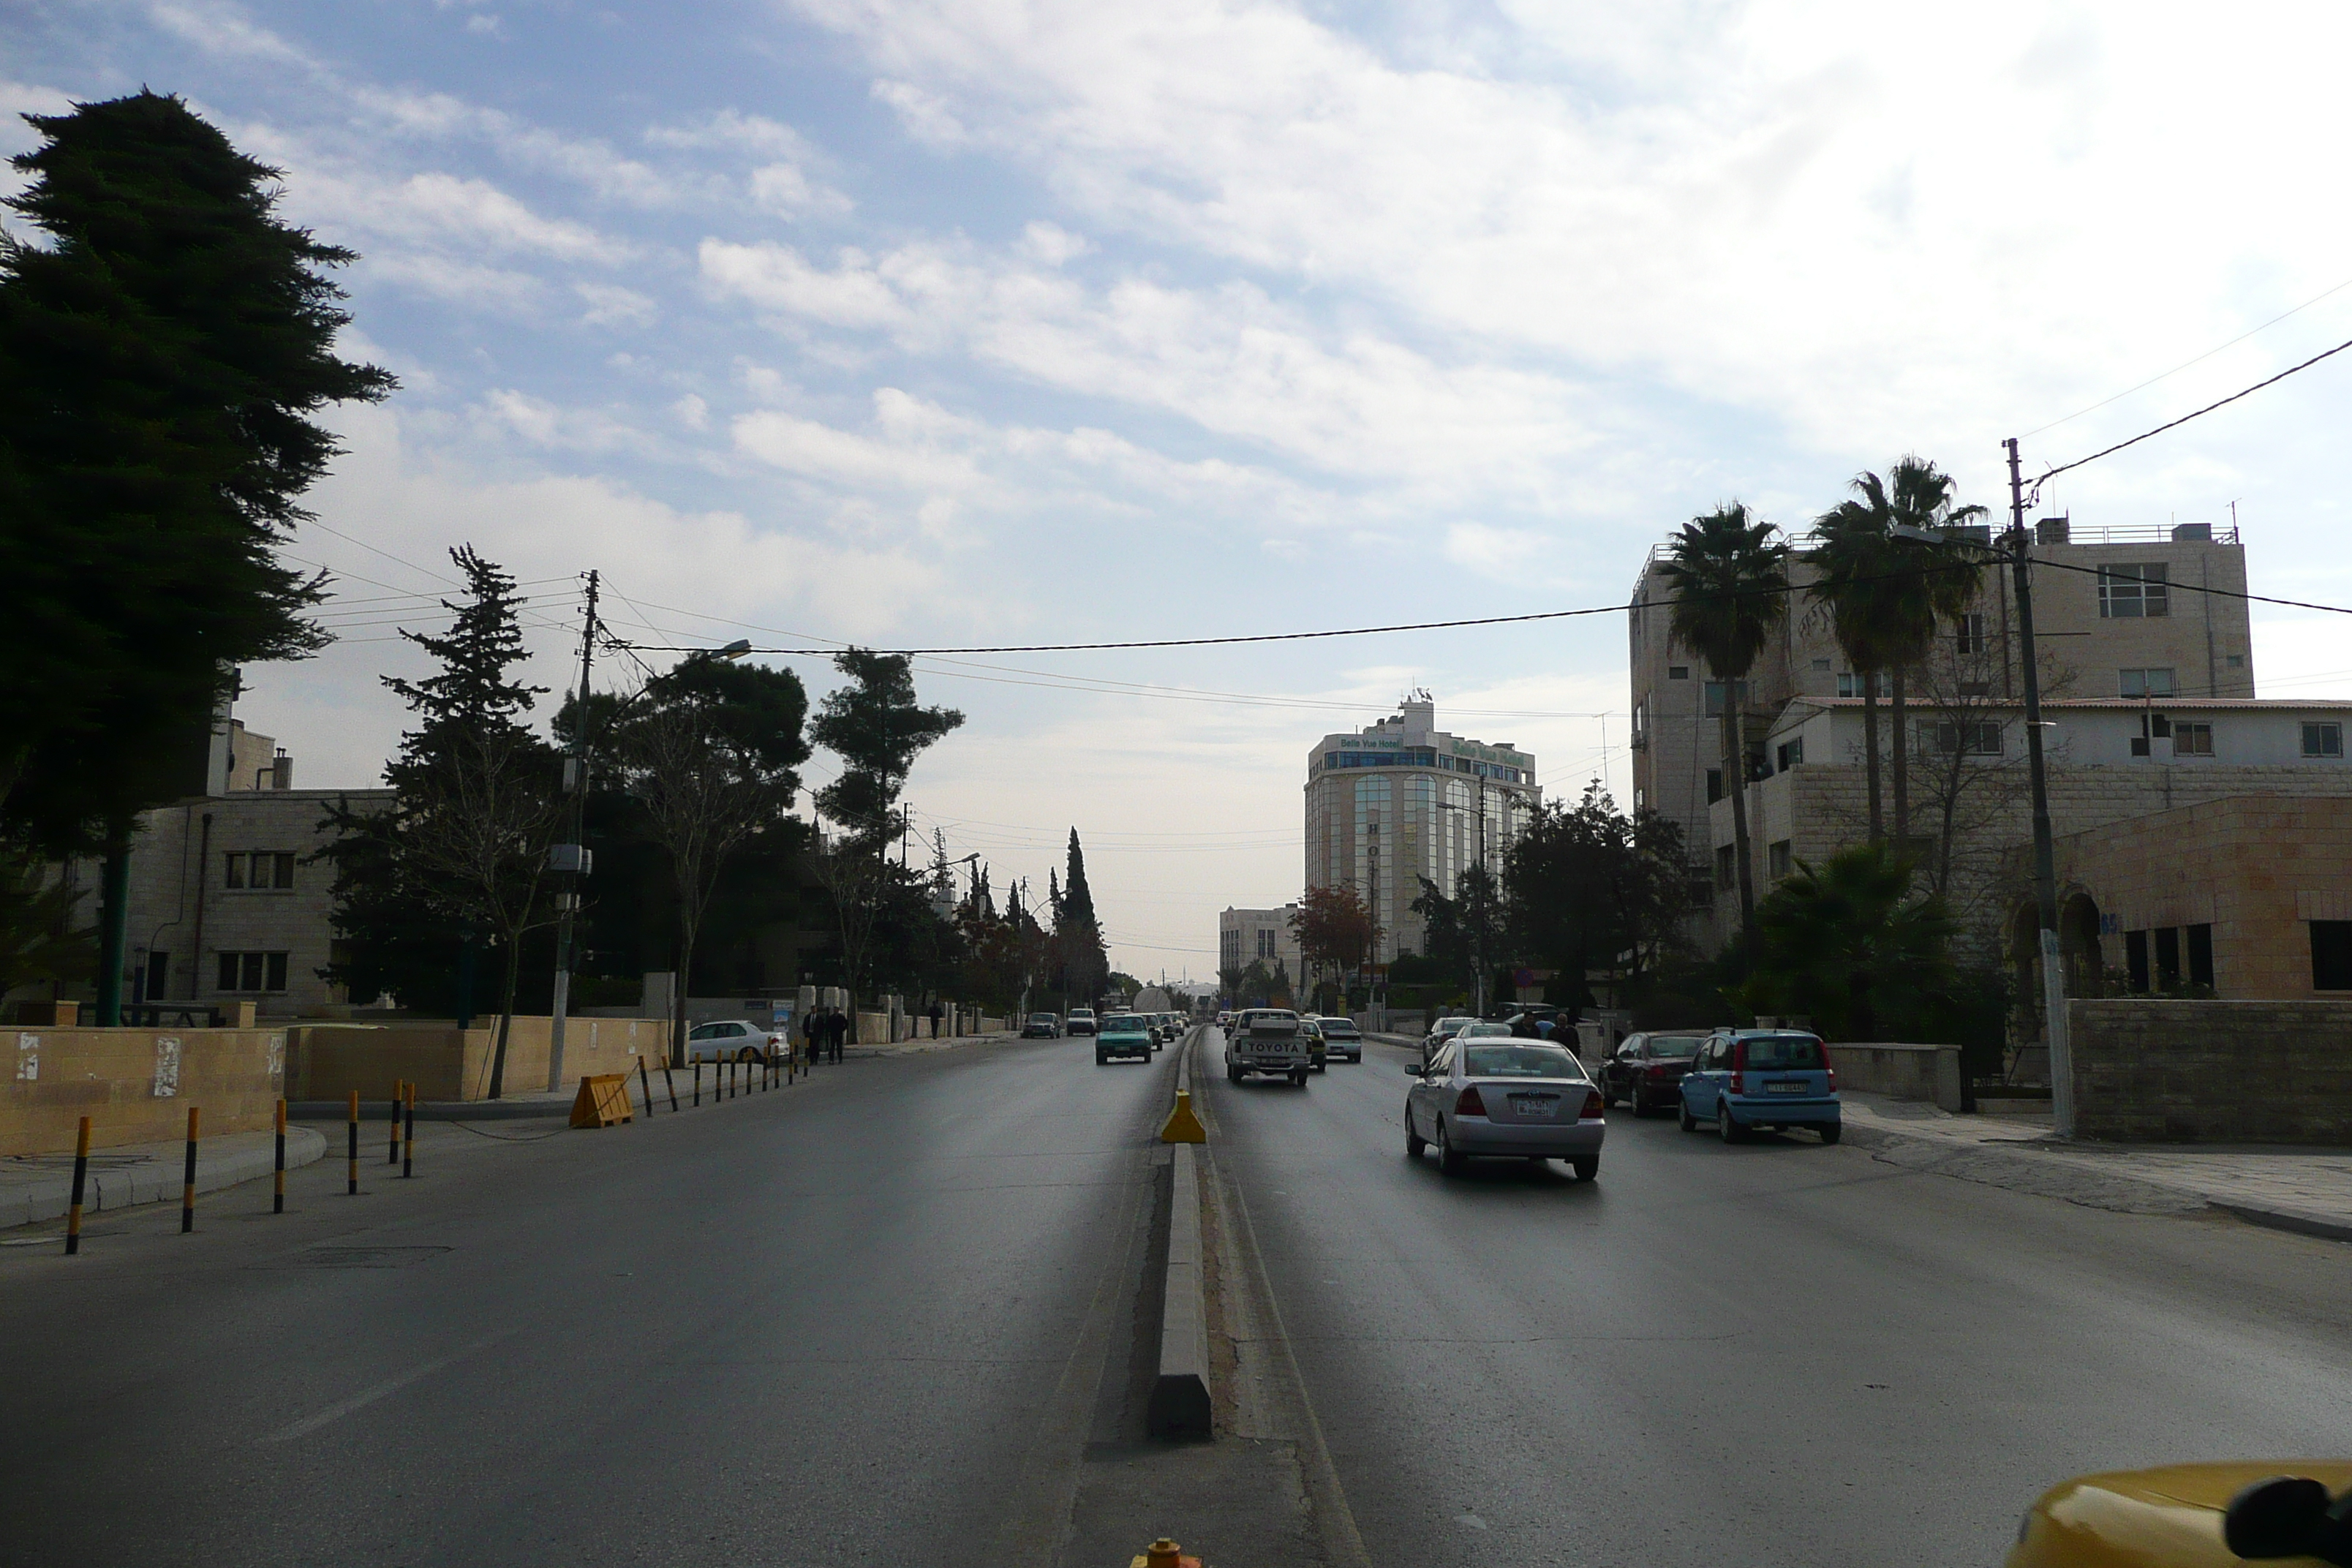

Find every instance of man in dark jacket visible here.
[826,1006,848,1063]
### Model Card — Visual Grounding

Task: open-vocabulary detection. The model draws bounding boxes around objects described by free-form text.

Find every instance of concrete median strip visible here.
[1148,1033,1213,1439]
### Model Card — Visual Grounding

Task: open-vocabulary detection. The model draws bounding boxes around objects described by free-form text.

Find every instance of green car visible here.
[1096,1014,1154,1065]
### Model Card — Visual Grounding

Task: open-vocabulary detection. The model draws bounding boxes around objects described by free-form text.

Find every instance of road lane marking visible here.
[258,1331,513,1444]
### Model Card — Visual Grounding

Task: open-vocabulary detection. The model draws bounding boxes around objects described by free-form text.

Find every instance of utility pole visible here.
[547,570,599,1094]
[2005,440,2073,1135]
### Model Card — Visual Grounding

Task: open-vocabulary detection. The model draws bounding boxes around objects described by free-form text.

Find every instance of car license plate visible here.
[1765,1081,1807,1094]
[1509,1095,1558,1117]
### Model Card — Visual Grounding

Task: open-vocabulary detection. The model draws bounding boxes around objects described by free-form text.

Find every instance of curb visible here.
[1147,1036,1212,1439]
[2209,1199,2352,1245]
[6,1128,328,1229]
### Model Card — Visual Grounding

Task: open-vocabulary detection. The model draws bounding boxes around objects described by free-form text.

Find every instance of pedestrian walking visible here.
[826,1006,848,1064]
[928,1000,944,1039]
[801,1006,819,1067]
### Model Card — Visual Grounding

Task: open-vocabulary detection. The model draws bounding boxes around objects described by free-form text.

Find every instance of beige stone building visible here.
[2031,796,2352,1004]
[1302,694,1539,962]
[1219,905,1304,987]
[1629,517,2260,951]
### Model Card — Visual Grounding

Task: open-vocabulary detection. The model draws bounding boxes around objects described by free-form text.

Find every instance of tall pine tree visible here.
[0,91,392,1019]
[1054,829,1108,1003]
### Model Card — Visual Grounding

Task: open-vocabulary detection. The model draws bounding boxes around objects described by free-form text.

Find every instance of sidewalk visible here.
[2,1128,328,1230]
[1840,1091,2352,1243]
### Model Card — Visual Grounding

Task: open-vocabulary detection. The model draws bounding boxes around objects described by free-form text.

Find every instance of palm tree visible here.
[1811,460,1986,845]
[1658,503,1789,941]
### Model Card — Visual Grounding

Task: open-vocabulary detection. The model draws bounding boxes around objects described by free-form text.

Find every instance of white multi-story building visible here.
[1219,905,1303,985]
[1302,694,1539,962]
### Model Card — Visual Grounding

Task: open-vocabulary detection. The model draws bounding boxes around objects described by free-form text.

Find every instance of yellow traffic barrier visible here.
[569,1074,635,1128]
[1159,1090,1206,1145]
[1131,1539,1199,1568]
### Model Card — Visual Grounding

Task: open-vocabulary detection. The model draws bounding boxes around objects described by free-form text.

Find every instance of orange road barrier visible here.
[569,1074,635,1128]
[403,1082,416,1178]
[1131,1540,1199,1568]
[64,1116,91,1256]
[346,1091,359,1195]
[180,1107,200,1232]
[274,1098,287,1213]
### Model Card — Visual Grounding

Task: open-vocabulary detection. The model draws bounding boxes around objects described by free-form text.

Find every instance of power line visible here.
[2023,274,2352,438]
[2034,333,2352,489]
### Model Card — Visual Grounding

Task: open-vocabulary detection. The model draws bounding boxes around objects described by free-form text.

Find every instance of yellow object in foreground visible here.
[1158,1090,1206,1144]
[2008,1462,2352,1567]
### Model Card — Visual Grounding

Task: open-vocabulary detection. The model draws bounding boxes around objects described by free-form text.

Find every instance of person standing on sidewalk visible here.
[928,1000,944,1040]
[826,1006,848,1064]
[799,1006,819,1069]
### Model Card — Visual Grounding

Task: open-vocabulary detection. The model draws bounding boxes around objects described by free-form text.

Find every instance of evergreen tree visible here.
[0,91,391,1017]
[320,549,560,1095]
[1053,829,1109,1002]
[808,649,963,859]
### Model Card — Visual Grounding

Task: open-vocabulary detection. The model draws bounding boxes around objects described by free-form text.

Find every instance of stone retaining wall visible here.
[4,1027,287,1156]
[2069,998,2352,1142]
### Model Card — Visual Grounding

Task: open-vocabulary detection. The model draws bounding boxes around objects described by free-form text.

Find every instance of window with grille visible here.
[216,951,290,993]
[2098,563,2169,618]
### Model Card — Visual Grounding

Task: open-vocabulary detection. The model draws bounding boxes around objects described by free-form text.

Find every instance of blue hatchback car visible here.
[1677,1030,1840,1144]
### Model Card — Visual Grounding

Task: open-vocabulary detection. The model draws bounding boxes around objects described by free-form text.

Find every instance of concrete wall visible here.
[1828,1043,1964,1112]
[287,1016,673,1102]
[2070,998,2352,1142]
[4,1026,288,1156]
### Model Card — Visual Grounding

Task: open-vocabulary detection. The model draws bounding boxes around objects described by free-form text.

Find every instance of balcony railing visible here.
[1637,520,2239,577]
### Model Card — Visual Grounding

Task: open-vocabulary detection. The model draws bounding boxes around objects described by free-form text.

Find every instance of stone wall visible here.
[1827,1043,1964,1112]
[4,1026,287,1156]
[287,1016,672,1102]
[2069,998,2352,1142]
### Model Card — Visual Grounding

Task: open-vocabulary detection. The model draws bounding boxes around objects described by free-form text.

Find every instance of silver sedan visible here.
[1403,1039,1605,1180]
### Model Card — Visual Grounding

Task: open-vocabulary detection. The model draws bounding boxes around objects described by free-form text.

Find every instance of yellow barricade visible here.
[570,1074,635,1128]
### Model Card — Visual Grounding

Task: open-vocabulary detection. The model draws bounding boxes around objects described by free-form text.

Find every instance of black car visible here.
[1599,1031,1707,1116]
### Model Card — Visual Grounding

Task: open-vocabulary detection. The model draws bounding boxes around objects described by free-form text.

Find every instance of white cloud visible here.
[146,1,319,69]
[749,162,853,219]
[1017,220,1091,266]
[869,78,967,148]
[700,240,910,330]
[1443,521,1550,581]
[576,282,657,328]
[476,389,657,454]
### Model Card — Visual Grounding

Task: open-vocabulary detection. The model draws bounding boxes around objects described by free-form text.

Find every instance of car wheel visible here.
[1291,1068,1308,1087]
[1820,1122,1842,1145]
[1405,1107,1425,1157]
[1678,1096,1697,1133]
[1096,1050,1107,1066]
[1313,1060,1327,1074]
[1719,1103,1747,1144]
[1436,1118,1464,1175]
[1228,1062,1242,1083]
[1571,1155,1599,1183]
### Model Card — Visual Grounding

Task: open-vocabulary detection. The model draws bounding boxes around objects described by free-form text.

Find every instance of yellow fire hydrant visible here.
[1131,1539,1200,1568]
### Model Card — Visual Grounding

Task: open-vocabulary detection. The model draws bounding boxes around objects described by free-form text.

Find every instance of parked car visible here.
[1404,1038,1605,1180]
[1225,1008,1310,1085]
[1420,1015,1477,1067]
[1021,1012,1061,1039]
[1066,1007,1098,1038]
[2007,1461,2352,1568]
[1316,1016,1363,1063]
[684,1019,780,1063]
[1677,1030,1841,1142]
[1096,1013,1153,1065]
[1600,1031,1705,1116]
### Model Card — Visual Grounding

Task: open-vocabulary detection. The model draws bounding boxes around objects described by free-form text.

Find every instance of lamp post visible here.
[1891,445,2073,1135]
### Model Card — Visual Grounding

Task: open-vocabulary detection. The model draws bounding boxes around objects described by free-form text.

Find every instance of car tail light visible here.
[1643,1063,1669,1079]
[1454,1085,1488,1117]
[1825,1063,1838,1091]
[1580,1089,1605,1120]
[1730,1040,1746,1096]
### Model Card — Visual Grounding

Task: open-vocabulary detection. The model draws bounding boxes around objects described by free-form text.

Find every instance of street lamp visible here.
[1891,447,2073,1135]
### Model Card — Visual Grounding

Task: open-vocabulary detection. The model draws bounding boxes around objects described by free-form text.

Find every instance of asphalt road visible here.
[1202,1032,2352,1567]
[0,1034,1180,1567]
[8,1027,2349,1568]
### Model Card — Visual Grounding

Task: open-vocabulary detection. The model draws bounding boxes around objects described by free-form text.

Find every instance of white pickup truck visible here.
[1224,1008,1310,1086]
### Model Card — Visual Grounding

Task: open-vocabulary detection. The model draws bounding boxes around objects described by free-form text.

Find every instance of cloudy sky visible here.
[9,0,2351,979]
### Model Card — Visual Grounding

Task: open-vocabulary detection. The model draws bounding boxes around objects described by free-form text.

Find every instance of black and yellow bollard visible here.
[180,1106,200,1233]
[346,1090,359,1195]
[663,1058,679,1112]
[64,1115,91,1256]
[693,1062,701,1107]
[402,1082,415,1178]
[638,1055,655,1117]
[388,1082,403,1164]
[273,1098,287,1213]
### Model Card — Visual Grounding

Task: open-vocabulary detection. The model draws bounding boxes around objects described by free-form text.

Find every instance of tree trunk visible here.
[1861,674,1884,843]
[1935,739,1963,894]
[486,935,523,1099]
[1891,666,1910,847]
[1725,698,1757,943]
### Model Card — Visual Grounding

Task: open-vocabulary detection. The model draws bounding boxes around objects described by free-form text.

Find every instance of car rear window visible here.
[1463,1044,1583,1079]
[1742,1034,1825,1069]
[1461,1022,1513,1037]
[1648,1037,1703,1060]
